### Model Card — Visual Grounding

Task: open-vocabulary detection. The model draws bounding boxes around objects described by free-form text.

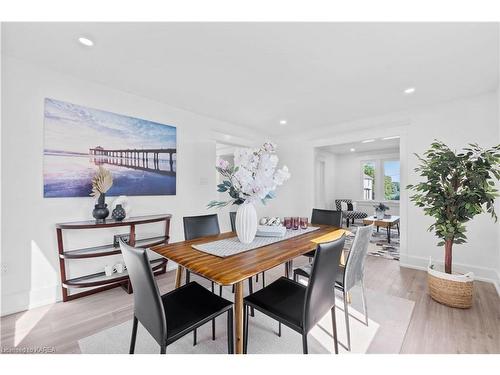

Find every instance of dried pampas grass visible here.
[90,166,113,197]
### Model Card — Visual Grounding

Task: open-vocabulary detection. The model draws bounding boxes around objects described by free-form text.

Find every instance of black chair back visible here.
[183,214,220,240]
[311,208,342,227]
[120,240,167,345]
[229,211,237,232]
[303,236,345,332]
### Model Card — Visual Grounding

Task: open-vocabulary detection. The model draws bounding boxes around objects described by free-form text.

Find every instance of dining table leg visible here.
[234,281,244,354]
[175,265,183,288]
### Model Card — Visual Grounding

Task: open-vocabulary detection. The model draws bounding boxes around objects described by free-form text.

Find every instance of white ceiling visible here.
[3,22,498,136]
[318,137,400,155]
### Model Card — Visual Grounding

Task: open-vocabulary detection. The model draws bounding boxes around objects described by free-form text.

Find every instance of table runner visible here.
[192,226,320,257]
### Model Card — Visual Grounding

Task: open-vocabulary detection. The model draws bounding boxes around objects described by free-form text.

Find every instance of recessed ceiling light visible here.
[279,120,287,125]
[78,37,94,47]
[350,148,356,152]
[361,139,375,143]
[404,87,415,95]
[382,135,400,140]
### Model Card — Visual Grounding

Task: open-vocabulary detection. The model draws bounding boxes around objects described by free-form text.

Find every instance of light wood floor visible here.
[1,256,499,354]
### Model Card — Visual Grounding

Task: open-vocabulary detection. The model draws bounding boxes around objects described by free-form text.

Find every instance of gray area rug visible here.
[79,285,414,354]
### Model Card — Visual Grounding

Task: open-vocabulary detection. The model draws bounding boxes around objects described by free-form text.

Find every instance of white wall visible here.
[302,92,500,291]
[257,140,315,219]
[0,56,266,316]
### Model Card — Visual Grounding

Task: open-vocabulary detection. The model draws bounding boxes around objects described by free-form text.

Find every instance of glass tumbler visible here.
[300,217,308,229]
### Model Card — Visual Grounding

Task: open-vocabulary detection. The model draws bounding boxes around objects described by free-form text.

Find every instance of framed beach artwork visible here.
[43,98,177,197]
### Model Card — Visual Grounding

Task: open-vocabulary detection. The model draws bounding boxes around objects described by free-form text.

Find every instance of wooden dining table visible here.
[151,224,347,354]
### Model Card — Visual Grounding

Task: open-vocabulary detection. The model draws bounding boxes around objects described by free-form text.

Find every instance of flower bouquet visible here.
[208,142,290,243]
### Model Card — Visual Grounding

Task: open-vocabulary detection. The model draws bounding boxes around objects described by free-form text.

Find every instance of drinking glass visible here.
[284,217,292,229]
[300,217,308,229]
[292,217,299,230]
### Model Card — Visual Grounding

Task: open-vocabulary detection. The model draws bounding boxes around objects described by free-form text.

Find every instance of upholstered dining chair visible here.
[302,208,342,260]
[183,214,224,344]
[230,211,265,288]
[120,239,234,354]
[183,214,223,295]
[293,224,373,351]
[243,236,345,354]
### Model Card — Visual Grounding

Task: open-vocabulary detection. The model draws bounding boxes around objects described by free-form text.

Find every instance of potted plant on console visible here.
[90,166,113,223]
[208,142,290,244]
[408,141,500,308]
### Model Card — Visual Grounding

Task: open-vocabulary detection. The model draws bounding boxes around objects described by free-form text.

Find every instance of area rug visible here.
[78,285,414,354]
[346,224,400,261]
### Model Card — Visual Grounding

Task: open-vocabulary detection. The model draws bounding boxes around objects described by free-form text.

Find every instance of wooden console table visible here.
[56,214,171,301]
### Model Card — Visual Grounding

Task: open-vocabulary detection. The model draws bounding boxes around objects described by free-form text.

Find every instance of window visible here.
[362,161,375,200]
[383,160,400,200]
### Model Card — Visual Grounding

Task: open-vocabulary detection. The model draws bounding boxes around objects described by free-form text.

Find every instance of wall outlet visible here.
[114,234,130,248]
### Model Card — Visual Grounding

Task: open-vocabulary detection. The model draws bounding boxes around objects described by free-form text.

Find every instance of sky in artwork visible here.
[44,98,176,154]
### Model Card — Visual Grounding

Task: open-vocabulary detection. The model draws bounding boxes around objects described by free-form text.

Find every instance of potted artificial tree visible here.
[408,141,500,308]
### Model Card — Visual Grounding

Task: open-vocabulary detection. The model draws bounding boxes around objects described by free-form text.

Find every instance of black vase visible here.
[112,204,126,221]
[92,193,109,223]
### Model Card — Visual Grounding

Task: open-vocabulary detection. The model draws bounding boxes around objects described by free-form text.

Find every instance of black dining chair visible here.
[183,214,227,345]
[243,236,345,354]
[119,239,234,354]
[183,214,223,296]
[229,211,265,288]
[302,209,343,259]
[293,224,373,351]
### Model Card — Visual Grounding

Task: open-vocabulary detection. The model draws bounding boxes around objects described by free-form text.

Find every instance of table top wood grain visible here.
[151,224,344,286]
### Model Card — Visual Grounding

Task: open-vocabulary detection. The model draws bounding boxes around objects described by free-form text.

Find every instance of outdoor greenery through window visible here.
[363,162,375,200]
[384,160,400,200]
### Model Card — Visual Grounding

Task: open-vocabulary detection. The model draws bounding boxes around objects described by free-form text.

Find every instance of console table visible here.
[56,214,171,301]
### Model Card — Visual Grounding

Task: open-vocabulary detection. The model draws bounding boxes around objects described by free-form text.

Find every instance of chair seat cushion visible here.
[293,264,345,288]
[244,277,306,329]
[342,211,368,220]
[303,249,316,258]
[162,281,232,340]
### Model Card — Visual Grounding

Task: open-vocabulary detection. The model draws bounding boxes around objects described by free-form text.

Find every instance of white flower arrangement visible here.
[208,142,291,208]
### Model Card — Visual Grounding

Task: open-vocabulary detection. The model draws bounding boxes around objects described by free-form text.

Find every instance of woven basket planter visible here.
[427,262,474,309]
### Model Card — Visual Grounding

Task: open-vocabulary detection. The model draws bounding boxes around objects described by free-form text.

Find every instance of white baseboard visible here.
[1,285,61,317]
[399,254,500,296]
[2,263,179,317]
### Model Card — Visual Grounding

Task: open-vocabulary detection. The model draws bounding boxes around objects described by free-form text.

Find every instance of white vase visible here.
[236,202,258,244]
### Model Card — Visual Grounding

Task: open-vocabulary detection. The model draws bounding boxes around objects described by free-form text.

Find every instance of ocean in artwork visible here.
[43,98,177,197]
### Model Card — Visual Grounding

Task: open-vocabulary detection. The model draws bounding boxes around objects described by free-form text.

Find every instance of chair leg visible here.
[129,315,138,354]
[302,332,308,354]
[160,342,166,354]
[278,322,281,337]
[232,284,235,293]
[293,272,297,282]
[262,272,265,287]
[256,273,259,282]
[211,281,214,293]
[227,308,234,354]
[361,279,369,326]
[331,307,339,354]
[248,278,255,317]
[219,284,223,297]
[212,318,216,340]
[243,304,249,354]
[185,269,191,284]
[193,328,197,346]
[343,291,351,351]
